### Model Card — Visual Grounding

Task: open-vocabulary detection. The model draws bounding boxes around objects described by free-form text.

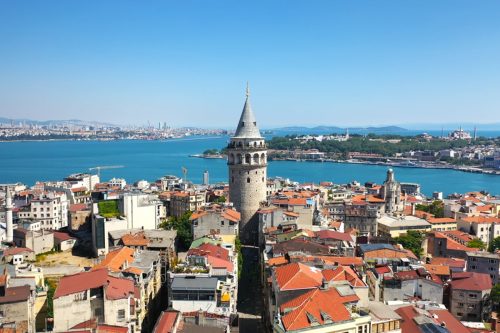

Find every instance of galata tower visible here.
[227,85,267,245]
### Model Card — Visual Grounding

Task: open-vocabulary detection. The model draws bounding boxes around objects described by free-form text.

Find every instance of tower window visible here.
[247,178,250,183]
[253,122,256,125]
[241,122,245,127]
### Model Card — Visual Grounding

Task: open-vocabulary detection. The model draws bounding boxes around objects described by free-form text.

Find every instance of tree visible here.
[215,195,226,204]
[160,211,193,251]
[415,201,444,218]
[491,284,500,310]
[394,230,425,258]
[488,236,500,253]
[467,238,486,250]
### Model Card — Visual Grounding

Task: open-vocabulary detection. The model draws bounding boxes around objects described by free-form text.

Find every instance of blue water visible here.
[0,137,498,196]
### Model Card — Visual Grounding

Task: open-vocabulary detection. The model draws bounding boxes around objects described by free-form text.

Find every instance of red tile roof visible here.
[430,257,466,269]
[69,203,89,212]
[280,287,358,331]
[153,311,180,333]
[321,266,366,287]
[121,232,149,247]
[460,216,500,224]
[2,247,33,256]
[0,285,31,304]
[427,217,456,224]
[267,256,289,267]
[54,269,134,300]
[314,230,353,242]
[272,198,308,206]
[274,263,323,291]
[53,231,75,242]
[427,309,470,333]
[450,272,492,291]
[92,247,135,272]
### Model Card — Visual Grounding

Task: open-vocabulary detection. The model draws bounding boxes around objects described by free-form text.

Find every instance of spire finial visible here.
[246,82,250,97]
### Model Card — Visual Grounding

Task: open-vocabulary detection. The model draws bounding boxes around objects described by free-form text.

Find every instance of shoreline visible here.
[267,157,500,176]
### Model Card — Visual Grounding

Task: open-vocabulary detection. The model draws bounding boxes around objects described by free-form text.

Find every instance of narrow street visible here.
[237,246,265,332]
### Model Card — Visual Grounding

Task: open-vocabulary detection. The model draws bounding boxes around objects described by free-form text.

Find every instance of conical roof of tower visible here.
[233,85,262,138]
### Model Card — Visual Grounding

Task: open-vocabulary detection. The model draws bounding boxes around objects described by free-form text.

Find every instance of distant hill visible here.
[0,117,117,128]
[269,125,408,135]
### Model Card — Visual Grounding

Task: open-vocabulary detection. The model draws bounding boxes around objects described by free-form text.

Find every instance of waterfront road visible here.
[237,245,265,332]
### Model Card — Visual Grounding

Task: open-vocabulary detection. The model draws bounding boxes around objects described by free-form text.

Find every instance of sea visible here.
[0,136,499,196]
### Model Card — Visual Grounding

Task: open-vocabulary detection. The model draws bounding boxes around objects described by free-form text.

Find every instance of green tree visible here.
[415,201,444,218]
[215,195,226,204]
[488,236,500,253]
[394,230,425,258]
[491,284,500,310]
[45,278,57,318]
[467,238,486,250]
[160,211,193,251]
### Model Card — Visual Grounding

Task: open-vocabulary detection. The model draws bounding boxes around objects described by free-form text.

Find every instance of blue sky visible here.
[1,1,500,128]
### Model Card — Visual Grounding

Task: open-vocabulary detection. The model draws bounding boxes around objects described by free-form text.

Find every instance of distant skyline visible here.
[1,1,500,128]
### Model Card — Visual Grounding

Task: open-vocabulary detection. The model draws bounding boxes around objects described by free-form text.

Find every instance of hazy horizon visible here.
[2,1,500,127]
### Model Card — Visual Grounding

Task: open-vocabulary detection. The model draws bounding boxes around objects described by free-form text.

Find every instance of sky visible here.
[1,1,500,128]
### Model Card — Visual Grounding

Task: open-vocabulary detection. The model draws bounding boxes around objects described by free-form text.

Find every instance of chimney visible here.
[5,187,13,243]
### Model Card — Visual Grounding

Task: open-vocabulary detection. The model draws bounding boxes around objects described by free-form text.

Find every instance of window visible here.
[221,220,225,226]
[247,178,250,183]
[117,309,126,321]
[358,326,363,333]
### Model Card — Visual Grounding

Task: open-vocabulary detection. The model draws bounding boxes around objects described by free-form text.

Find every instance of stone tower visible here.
[227,85,267,245]
[381,168,402,214]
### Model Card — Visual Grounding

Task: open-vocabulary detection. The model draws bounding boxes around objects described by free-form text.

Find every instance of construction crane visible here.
[88,165,124,179]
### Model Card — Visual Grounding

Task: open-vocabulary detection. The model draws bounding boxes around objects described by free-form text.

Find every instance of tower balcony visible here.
[227,152,268,166]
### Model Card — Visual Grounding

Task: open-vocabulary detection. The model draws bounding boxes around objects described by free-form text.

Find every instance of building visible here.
[449,272,492,322]
[16,193,69,230]
[13,228,54,255]
[395,305,471,333]
[272,286,371,333]
[366,302,402,333]
[426,217,457,231]
[382,269,444,304]
[457,216,500,246]
[377,215,431,238]
[53,269,137,332]
[120,192,165,230]
[227,86,267,244]
[190,204,240,239]
[169,191,206,218]
[0,273,35,333]
[466,251,500,285]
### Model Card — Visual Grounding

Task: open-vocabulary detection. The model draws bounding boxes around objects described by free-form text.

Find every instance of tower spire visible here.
[246,82,250,97]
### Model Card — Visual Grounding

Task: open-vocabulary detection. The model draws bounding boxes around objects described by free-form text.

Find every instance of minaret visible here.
[5,187,13,243]
[227,84,267,244]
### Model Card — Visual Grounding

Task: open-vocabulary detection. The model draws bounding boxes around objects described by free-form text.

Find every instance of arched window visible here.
[247,177,250,183]
[245,154,251,164]
[228,154,234,164]
[261,153,266,164]
[253,153,259,164]
[253,142,257,147]
[237,154,242,164]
